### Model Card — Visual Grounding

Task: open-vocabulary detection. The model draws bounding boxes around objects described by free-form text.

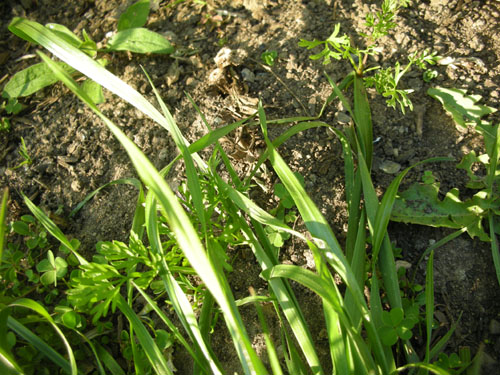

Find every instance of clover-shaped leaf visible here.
[36,250,68,286]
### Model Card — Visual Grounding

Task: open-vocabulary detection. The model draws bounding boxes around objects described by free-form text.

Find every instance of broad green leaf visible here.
[107,28,173,54]
[427,87,496,127]
[118,0,150,31]
[3,62,75,98]
[392,182,489,241]
[81,79,105,104]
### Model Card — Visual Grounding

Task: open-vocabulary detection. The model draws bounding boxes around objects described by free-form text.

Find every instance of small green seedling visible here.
[3,0,174,104]
[299,0,439,113]
[36,249,68,286]
[261,50,278,67]
[377,307,418,346]
[12,137,32,169]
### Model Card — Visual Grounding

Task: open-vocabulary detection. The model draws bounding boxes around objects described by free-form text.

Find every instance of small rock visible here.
[241,68,255,83]
[489,319,500,335]
[379,160,401,174]
[336,112,351,124]
[395,260,412,271]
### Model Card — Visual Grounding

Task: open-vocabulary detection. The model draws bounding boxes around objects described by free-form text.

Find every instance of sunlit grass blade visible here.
[143,68,207,235]
[8,299,77,375]
[131,281,201,367]
[145,192,221,374]
[353,75,373,169]
[114,295,173,375]
[241,220,324,374]
[262,264,377,373]
[38,51,266,374]
[396,362,453,375]
[8,18,205,169]
[0,308,23,375]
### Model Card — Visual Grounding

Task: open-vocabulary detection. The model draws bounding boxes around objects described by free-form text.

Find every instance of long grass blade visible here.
[144,192,221,374]
[0,188,8,263]
[424,251,435,368]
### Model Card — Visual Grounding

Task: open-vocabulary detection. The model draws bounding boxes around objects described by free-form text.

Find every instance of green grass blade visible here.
[0,188,8,264]
[22,194,87,265]
[114,295,173,375]
[142,68,207,235]
[8,299,77,375]
[69,178,143,217]
[38,52,265,374]
[353,75,373,169]
[94,343,126,375]
[144,192,222,374]
[489,213,500,286]
[249,287,283,375]
[262,265,377,373]
[241,220,324,374]
[7,316,73,374]
[424,251,435,367]
[428,313,462,361]
[130,279,210,372]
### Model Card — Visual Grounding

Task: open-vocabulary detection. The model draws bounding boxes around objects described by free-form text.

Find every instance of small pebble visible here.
[241,68,255,83]
[379,160,401,174]
[489,319,500,335]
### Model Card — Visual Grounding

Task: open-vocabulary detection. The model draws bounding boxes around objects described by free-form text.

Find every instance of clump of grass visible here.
[0,12,480,375]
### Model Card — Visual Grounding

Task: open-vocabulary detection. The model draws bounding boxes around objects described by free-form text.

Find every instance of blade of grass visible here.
[353,75,373,169]
[38,52,266,374]
[144,192,221,374]
[8,299,77,375]
[424,251,435,369]
[94,343,126,375]
[249,287,283,375]
[114,295,173,375]
[0,188,7,263]
[22,194,87,265]
[258,102,388,373]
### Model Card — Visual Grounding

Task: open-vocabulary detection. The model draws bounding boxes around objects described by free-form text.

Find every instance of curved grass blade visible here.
[8,299,77,375]
[39,51,266,375]
[22,194,87,265]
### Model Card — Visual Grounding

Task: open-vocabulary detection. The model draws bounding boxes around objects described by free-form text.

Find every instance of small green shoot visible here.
[261,50,278,67]
[299,0,439,113]
[12,137,32,169]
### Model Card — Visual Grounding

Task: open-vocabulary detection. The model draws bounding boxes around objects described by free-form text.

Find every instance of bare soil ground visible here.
[1,0,500,373]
